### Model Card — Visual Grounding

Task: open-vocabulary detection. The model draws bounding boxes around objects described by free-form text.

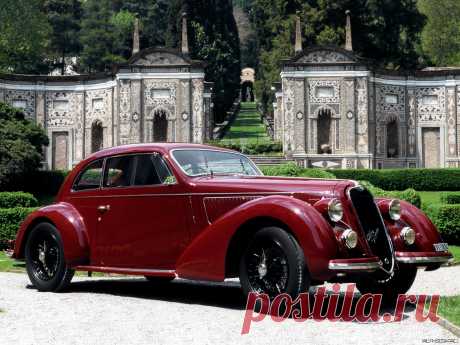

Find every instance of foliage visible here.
[261,163,335,179]
[0,0,51,73]
[43,0,82,75]
[359,181,421,208]
[330,168,460,191]
[167,0,241,122]
[0,207,36,243]
[211,141,282,155]
[0,103,49,190]
[440,192,460,205]
[79,0,129,72]
[248,0,425,111]
[424,204,460,245]
[0,192,38,209]
[418,0,460,66]
[221,102,272,144]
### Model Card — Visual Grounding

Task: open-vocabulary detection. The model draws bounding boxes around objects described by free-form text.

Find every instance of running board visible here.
[72,265,176,278]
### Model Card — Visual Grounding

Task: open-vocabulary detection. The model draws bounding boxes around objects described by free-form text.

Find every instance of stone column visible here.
[130,80,142,143]
[282,78,295,153]
[293,78,306,153]
[407,88,417,158]
[343,79,355,153]
[178,80,191,142]
[192,79,204,143]
[356,77,369,154]
[447,87,457,158]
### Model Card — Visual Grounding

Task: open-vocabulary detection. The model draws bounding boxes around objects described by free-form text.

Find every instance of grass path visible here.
[221,102,271,144]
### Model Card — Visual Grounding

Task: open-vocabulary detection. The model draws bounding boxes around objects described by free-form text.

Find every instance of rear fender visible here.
[13,202,89,265]
[176,195,338,281]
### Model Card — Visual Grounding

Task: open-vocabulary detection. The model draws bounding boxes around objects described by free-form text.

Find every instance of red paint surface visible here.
[13,143,451,282]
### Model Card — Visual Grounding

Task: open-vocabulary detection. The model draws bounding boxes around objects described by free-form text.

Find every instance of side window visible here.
[133,154,175,186]
[103,155,135,188]
[73,160,103,191]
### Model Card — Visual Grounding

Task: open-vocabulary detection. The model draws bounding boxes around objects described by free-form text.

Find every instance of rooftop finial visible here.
[181,12,189,55]
[345,10,353,51]
[133,17,140,55]
[295,14,303,54]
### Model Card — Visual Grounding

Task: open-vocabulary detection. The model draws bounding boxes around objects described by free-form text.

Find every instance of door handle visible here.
[97,205,110,213]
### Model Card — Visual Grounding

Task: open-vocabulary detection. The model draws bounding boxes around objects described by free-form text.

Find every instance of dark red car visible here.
[13,144,452,300]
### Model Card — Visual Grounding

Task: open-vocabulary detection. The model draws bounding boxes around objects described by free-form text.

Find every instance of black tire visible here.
[144,276,175,283]
[239,227,309,300]
[356,265,417,303]
[25,223,74,292]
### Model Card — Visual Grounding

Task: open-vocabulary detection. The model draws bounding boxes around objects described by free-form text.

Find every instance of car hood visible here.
[189,175,356,201]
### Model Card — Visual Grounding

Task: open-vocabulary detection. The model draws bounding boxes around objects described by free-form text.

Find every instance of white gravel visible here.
[0,267,459,345]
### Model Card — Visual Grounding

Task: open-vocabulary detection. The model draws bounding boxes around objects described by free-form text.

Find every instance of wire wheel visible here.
[29,231,61,281]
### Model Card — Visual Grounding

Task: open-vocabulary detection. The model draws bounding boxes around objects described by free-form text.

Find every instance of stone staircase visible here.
[248,155,294,166]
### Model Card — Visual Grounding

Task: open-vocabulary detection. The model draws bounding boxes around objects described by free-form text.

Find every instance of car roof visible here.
[86,143,238,161]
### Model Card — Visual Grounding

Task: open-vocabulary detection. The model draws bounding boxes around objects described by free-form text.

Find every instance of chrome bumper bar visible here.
[328,259,382,271]
[396,255,453,265]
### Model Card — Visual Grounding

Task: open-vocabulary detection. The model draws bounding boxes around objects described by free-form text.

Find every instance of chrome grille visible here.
[348,186,394,272]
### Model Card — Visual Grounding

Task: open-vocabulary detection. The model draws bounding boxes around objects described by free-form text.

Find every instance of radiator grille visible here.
[348,186,394,272]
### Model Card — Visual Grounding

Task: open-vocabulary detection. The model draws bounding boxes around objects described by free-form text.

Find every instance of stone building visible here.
[273,12,460,169]
[0,15,213,170]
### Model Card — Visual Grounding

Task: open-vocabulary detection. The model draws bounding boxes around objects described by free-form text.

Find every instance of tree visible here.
[0,103,49,190]
[0,0,51,74]
[247,0,425,111]
[167,0,242,122]
[43,0,83,75]
[79,0,128,72]
[419,0,460,66]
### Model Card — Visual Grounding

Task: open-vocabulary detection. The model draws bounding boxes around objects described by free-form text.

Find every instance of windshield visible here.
[172,149,261,177]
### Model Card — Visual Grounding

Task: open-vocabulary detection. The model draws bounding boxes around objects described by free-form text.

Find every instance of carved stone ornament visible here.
[346,111,353,119]
[135,52,188,66]
[297,50,354,64]
[181,112,189,121]
[296,111,303,120]
[132,112,139,122]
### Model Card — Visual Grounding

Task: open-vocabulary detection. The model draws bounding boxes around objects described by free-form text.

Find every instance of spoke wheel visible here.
[25,223,74,292]
[245,238,289,298]
[239,227,309,300]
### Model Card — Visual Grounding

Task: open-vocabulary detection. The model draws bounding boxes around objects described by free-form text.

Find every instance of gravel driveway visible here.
[0,267,459,345]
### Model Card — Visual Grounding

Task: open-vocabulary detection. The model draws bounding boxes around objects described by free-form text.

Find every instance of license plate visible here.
[433,243,449,252]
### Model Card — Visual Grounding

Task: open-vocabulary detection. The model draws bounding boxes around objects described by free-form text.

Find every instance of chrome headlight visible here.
[341,229,358,249]
[400,227,416,245]
[328,199,343,222]
[389,199,401,221]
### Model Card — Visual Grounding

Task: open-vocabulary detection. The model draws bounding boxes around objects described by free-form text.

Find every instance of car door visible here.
[93,153,190,270]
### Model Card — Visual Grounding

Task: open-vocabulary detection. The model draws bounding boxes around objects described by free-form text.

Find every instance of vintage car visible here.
[13,143,452,300]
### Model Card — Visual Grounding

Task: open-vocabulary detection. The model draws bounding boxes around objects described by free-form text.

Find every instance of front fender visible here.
[176,195,338,282]
[13,202,89,265]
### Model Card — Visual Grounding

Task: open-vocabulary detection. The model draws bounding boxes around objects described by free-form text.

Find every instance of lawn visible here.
[419,191,459,207]
[0,251,24,273]
[437,295,460,327]
[449,245,460,265]
[221,102,272,144]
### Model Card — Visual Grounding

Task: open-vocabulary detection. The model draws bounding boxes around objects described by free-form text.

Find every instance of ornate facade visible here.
[0,16,213,170]
[273,15,460,169]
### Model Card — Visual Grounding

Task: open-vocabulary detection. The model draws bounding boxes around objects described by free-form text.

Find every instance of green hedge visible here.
[261,163,335,179]
[0,207,36,243]
[209,141,283,155]
[3,170,68,196]
[424,204,460,245]
[359,181,421,208]
[0,192,38,208]
[440,192,460,205]
[330,168,460,191]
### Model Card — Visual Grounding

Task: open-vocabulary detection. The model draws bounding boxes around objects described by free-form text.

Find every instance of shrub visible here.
[261,163,303,176]
[440,192,460,205]
[0,192,38,208]
[359,180,421,208]
[209,141,283,155]
[424,204,460,245]
[0,207,36,243]
[4,170,68,196]
[330,168,460,191]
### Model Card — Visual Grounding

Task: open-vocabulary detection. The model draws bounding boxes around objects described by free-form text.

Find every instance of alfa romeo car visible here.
[13,143,453,300]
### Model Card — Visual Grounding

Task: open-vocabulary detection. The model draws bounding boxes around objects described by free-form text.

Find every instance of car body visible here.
[13,143,453,298]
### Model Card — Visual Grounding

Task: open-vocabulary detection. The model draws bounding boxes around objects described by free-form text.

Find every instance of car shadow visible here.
[28,278,418,321]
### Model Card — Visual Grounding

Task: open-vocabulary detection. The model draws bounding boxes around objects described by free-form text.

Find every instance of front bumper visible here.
[328,256,382,272]
[395,251,453,265]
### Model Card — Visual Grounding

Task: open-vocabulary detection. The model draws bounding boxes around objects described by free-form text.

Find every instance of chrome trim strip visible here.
[396,256,452,264]
[328,261,382,271]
